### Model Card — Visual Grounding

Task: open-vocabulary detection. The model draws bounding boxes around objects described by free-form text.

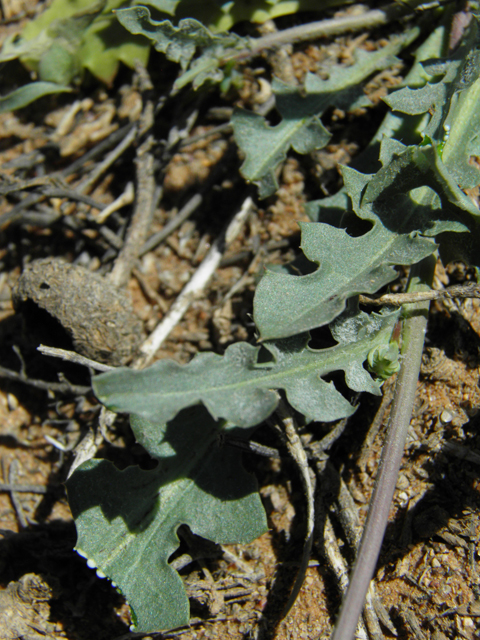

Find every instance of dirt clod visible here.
[0,573,57,640]
[12,258,144,365]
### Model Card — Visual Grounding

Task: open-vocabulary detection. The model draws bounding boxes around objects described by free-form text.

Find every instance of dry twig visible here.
[272,400,315,621]
[359,283,480,306]
[0,365,90,395]
[136,196,254,367]
[4,459,29,529]
[140,193,203,257]
[38,345,114,372]
[109,134,156,288]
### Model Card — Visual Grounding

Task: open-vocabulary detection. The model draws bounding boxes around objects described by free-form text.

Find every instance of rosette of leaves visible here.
[64,10,480,637]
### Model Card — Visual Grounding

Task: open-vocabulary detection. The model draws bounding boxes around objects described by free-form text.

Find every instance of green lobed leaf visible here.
[384,17,480,189]
[67,406,267,632]
[5,0,359,88]
[80,14,150,83]
[254,138,480,341]
[0,82,72,113]
[383,58,460,140]
[232,29,419,198]
[306,20,451,213]
[6,0,109,83]
[3,0,150,85]
[116,6,245,88]
[117,7,241,68]
[93,304,399,428]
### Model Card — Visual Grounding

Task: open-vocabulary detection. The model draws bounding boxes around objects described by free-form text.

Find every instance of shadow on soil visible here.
[0,521,130,640]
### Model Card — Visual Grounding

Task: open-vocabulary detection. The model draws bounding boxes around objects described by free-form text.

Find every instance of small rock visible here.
[440,409,453,424]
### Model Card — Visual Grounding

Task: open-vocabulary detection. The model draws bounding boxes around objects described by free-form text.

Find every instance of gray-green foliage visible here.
[0,0,348,98]
[384,17,480,191]
[392,21,480,192]
[0,0,102,110]
[116,6,247,89]
[94,304,400,427]
[83,304,398,631]
[254,16,480,341]
[254,140,479,340]
[66,10,480,636]
[232,29,419,197]
[0,0,107,83]
[0,81,71,113]
[67,407,267,632]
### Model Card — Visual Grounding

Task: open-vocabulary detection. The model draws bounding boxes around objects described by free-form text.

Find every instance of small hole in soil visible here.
[39,282,50,290]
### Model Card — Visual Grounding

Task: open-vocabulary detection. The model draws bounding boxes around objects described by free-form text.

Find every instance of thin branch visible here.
[234,0,434,61]
[44,434,74,452]
[37,186,106,211]
[320,515,369,640]
[275,400,315,620]
[331,255,436,640]
[308,416,350,455]
[0,365,90,395]
[0,483,49,494]
[136,197,254,368]
[77,124,138,195]
[0,192,46,228]
[37,345,114,372]
[359,283,480,306]
[0,175,54,196]
[110,66,156,288]
[140,193,203,257]
[64,123,135,179]
[357,381,394,470]
[179,122,232,148]
[323,461,396,637]
[109,136,156,287]
[95,181,135,224]
[7,459,29,529]
[221,547,257,576]
[224,436,281,459]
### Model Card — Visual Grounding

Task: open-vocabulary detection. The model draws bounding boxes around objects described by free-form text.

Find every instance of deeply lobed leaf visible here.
[93,304,399,427]
[254,135,480,341]
[384,16,480,189]
[232,29,419,197]
[67,407,267,632]
[116,6,246,88]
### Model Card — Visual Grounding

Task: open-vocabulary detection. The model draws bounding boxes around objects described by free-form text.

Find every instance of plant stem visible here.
[331,254,436,640]
[247,0,428,55]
